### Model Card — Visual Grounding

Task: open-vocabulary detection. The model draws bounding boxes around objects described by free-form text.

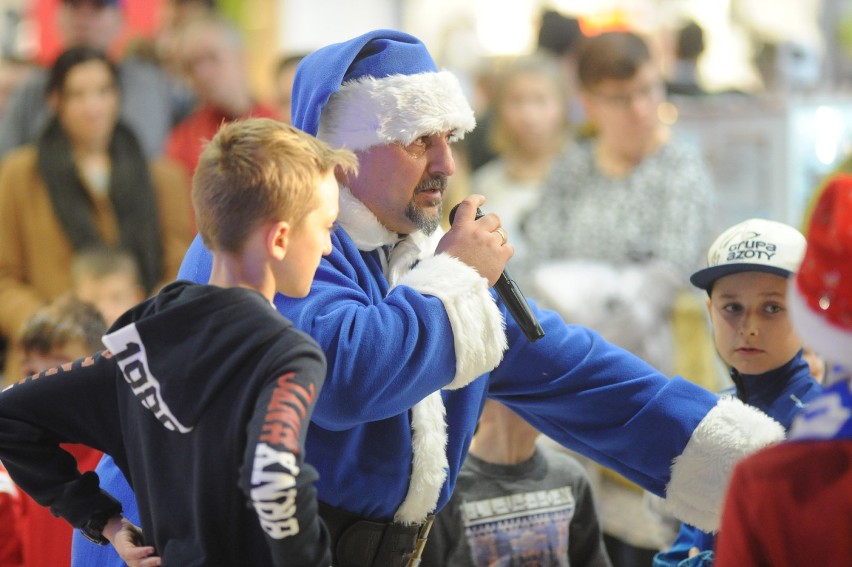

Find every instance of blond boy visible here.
[0,118,356,567]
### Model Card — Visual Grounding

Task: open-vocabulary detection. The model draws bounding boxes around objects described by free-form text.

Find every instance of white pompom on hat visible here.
[788,173,852,370]
[690,218,806,291]
[290,29,475,152]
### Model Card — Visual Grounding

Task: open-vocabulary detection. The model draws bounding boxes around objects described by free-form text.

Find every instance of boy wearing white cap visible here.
[656,218,823,567]
[716,174,852,566]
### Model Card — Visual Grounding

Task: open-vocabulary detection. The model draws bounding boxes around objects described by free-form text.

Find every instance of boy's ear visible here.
[266,221,290,261]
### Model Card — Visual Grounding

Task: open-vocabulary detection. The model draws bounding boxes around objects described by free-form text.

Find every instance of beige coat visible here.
[0,146,195,380]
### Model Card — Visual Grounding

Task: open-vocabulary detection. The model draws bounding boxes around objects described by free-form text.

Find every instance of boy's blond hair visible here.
[19,294,106,355]
[193,117,357,253]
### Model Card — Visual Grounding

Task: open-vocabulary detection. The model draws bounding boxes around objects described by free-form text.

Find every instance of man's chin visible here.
[405,204,441,235]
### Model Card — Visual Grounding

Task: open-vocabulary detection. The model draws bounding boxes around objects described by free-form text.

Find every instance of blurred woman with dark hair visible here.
[0,46,193,383]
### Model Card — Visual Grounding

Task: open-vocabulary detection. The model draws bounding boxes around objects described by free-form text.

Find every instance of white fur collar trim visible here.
[337,186,398,251]
[393,391,448,524]
[336,188,507,523]
[662,397,784,532]
[337,185,445,256]
[318,71,475,152]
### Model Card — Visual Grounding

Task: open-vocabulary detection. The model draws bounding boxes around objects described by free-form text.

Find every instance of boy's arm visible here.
[72,454,142,567]
[0,351,124,530]
[239,334,331,567]
[653,524,713,567]
[103,517,160,567]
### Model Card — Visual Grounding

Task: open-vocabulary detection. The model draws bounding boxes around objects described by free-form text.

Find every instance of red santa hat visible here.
[788,173,852,371]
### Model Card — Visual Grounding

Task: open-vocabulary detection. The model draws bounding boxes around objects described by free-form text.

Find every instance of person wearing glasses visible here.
[526,30,717,564]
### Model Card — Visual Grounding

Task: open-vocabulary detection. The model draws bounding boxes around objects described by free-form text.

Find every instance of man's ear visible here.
[266,221,290,261]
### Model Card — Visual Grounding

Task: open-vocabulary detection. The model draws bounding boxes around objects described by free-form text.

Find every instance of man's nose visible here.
[426,137,455,177]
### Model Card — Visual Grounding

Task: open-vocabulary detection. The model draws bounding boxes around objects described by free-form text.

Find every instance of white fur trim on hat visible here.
[789,281,852,369]
[662,397,784,532]
[318,71,476,152]
[393,391,448,524]
[396,253,507,389]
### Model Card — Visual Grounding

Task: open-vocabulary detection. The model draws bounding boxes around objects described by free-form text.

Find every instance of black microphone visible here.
[449,204,545,342]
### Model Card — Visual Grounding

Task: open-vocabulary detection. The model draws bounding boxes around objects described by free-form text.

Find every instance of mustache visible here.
[414,176,448,193]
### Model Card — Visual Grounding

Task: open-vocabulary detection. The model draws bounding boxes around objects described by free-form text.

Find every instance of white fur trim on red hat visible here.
[789,281,852,369]
[317,71,476,152]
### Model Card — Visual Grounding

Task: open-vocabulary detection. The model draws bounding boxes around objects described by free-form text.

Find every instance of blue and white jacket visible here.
[654,350,823,567]
[178,187,785,532]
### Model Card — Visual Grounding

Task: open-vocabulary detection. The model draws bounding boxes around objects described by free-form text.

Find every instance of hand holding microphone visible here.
[446,200,545,343]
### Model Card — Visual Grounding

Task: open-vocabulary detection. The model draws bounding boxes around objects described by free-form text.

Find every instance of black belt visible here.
[319,501,434,567]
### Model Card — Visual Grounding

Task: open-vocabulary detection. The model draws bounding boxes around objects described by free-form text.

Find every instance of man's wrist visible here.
[80,513,123,546]
[101,515,127,545]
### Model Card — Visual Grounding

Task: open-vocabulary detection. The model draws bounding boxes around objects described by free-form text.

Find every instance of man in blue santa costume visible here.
[178,30,785,566]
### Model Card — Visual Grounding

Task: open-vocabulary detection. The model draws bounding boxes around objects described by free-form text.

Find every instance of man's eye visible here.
[400,138,428,158]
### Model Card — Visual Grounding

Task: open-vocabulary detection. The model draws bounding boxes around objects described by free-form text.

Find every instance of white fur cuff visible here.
[396,254,507,389]
[663,397,785,532]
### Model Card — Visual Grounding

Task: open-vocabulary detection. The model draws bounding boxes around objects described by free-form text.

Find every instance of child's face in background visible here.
[20,339,90,377]
[74,272,145,327]
[498,71,565,154]
[708,271,802,376]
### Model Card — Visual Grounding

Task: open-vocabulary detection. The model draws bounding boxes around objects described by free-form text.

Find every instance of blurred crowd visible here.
[0,2,848,566]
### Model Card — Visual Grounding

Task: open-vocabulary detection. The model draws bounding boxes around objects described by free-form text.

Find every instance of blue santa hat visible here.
[291,29,475,152]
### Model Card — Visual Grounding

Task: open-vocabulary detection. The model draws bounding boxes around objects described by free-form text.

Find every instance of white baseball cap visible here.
[690,218,806,291]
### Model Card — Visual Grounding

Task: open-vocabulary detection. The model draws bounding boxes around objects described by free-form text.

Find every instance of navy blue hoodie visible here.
[0,281,330,566]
